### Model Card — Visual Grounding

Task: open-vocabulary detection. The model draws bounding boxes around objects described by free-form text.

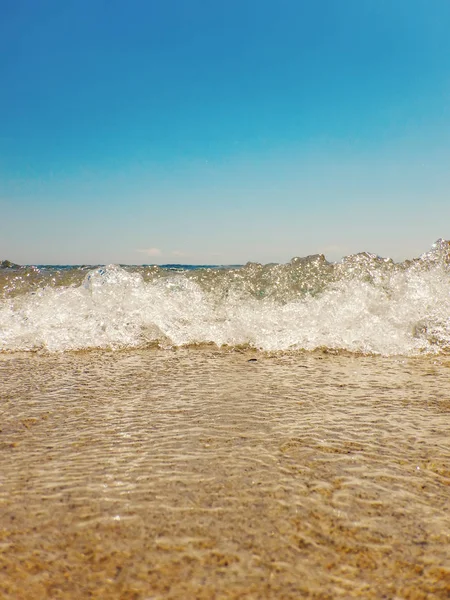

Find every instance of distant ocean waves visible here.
[1,240,450,355]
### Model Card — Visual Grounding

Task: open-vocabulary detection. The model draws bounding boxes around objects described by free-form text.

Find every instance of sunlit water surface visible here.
[2,239,450,355]
[0,349,449,599]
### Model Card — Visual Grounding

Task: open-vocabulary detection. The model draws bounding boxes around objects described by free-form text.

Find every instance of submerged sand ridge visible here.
[0,349,449,599]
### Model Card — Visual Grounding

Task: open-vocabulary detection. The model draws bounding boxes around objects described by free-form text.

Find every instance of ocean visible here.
[1,241,449,598]
[2,238,450,355]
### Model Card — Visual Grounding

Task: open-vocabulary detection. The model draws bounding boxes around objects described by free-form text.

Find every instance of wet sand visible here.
[0,349,449,599]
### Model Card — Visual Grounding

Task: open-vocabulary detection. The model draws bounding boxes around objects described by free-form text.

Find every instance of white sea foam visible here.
[1,241,450,355]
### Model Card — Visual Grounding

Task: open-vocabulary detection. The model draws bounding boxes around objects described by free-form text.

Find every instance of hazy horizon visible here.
[2,237,448,268]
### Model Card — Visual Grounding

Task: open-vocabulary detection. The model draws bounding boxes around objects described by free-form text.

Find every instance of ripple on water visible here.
[0,349,449,599]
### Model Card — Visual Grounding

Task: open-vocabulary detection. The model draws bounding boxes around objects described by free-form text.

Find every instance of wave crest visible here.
[1,240,450,355]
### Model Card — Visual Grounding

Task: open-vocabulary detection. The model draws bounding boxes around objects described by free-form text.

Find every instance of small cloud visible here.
[171,250,187,258]
[320,245,347,254]
[137,248,162,257]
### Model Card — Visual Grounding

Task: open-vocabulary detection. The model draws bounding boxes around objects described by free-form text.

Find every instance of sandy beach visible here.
[0,348,449,598]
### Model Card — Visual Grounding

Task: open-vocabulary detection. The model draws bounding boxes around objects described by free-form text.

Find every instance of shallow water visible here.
[0,349,449,598]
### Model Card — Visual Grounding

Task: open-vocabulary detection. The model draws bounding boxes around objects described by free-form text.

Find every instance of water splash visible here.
[1,240,450,355]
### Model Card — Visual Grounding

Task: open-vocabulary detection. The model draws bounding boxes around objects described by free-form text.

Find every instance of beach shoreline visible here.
[1,349,449,598]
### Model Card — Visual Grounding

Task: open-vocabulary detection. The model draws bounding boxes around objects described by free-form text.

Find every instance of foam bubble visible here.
[1,241,450,355]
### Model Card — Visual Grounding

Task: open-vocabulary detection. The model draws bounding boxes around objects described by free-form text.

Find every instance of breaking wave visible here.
[1,240,450,355]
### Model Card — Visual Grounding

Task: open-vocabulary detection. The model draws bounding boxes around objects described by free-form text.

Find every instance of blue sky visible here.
[1,0,449,264]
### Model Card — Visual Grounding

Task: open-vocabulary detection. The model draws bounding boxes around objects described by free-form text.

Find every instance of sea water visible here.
[1,349,449,598]
[1,242,450,598]
[1,239,450,355]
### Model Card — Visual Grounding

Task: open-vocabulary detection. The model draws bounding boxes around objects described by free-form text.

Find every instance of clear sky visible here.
[1,0,449,265]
